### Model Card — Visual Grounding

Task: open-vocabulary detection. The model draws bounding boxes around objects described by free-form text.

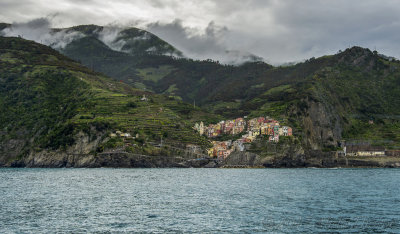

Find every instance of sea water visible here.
[1,168,399,233]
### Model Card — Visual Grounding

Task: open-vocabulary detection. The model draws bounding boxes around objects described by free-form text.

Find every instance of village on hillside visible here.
[194,116,292,160]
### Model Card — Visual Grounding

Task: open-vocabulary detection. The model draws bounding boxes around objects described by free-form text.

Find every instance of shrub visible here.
[127,101,137,108]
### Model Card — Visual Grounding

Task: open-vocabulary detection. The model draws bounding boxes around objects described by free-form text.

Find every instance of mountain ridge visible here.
[0,36,222,167]
[1,25,399,167]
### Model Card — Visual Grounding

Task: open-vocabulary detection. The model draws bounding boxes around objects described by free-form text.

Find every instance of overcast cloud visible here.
[1,0,400,64]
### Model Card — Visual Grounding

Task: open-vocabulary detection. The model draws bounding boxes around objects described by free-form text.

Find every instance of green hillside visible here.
[241,48,400,149]
[61,36,183,91]
[0,37,218,166]
[65,25,181,56]
[58,27,400,150]
[1,23,399,167]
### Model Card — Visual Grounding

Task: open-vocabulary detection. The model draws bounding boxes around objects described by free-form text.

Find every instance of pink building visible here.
[288,127,292,136]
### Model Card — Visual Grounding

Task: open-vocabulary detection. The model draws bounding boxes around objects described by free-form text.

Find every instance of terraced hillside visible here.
[0,36,219,167]
[59,27,400,151]
[1,23,399,167]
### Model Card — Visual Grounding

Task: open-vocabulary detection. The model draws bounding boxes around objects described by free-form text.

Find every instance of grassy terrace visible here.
[0,37,214,156]
[136,65,175,82]
[70,82,212,149]
[4,36,398,157]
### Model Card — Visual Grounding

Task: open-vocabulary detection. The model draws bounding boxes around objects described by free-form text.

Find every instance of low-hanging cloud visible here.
[1,18,138,55]
[145,20,263,64]
[1,0,400,64]
[1,17,264,65]
[97,26,126,51]
[1,18,84,49]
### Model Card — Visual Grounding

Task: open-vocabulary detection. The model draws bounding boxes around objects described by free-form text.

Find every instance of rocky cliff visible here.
[1,36,399,168]
[3,130,213,168]
[0,37,216,167]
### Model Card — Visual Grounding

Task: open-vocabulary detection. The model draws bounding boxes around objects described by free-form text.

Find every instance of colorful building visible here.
[195,116,293,159]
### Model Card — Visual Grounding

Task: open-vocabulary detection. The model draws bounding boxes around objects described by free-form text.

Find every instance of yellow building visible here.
[356,151,385,156]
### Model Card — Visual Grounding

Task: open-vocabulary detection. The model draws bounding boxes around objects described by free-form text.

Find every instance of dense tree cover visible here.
[2,21,400,151]
[60,31,400,148]
[0,37,217,158]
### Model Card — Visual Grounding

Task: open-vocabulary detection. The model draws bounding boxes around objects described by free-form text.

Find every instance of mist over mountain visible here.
[1,36,399,168]
[2,3,400,234]
[144,20,263,64]
[0,19,84,49]
[0,3,399,168]
[0,18,263,65]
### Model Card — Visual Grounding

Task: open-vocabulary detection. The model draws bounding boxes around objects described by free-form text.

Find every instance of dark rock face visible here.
[4,150,400,168]
[0,130,28,166]
[1,128,399,169]
[289,98,343,151]
[223,152,262,167]
[0,125,218,168]
[203,160,218,168]
[183,158,214,168]
[8,152,204,168]
[338,47,376,70]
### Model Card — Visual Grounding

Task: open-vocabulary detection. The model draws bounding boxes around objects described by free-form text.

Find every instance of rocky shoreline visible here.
[2,150,400,168]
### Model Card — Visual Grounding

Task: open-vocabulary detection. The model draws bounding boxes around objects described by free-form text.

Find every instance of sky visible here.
[1,0,400,64]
